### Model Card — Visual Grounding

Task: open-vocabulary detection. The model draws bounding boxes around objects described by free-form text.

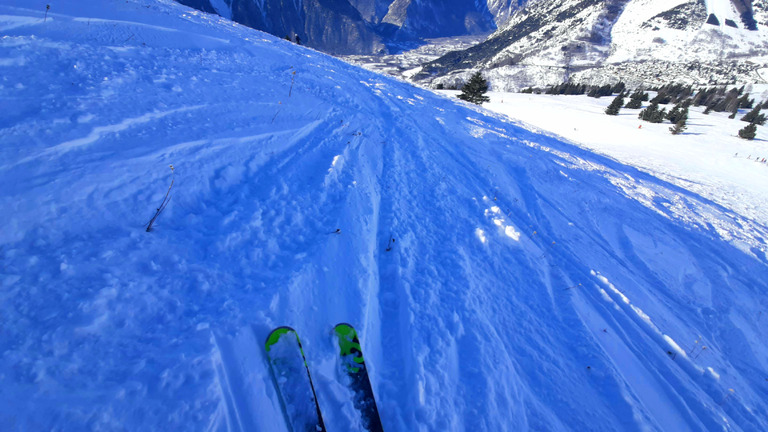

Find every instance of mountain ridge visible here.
[174,0,529,53]
[416,0,768,90]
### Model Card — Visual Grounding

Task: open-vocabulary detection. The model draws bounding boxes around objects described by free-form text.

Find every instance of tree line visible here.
[522,82,764,139]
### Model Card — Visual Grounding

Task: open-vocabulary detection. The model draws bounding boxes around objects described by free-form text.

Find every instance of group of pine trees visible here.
[632,99,690,134]
[522,82,626,97]
[737,105,766,139]
[460,73,762,140]
[608,97,689,134]
[598,83,764,139]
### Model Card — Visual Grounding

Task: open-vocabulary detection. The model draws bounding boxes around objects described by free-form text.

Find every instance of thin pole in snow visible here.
[385,235,395,251]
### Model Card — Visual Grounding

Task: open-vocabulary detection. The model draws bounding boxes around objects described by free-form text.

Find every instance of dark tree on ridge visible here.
[458,72,490,105]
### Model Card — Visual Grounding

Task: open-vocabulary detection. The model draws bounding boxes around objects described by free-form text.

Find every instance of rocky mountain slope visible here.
[416,0,768,90]
[174,0,529,54]
[175,0,385,54]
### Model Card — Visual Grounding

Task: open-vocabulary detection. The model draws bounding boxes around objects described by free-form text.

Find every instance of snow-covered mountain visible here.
[174,0,529,53]
[417,0,768,90]
[2,0,768,431]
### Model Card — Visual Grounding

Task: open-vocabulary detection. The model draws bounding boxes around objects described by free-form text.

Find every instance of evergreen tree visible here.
[625,98,643,109]
[638,102,667,123]
[670,119,687,135]
[724,95,740,113]
[666,104,682,123]
[605,94,624,115]
[639,101,660,122]
[741,106,766,125]
[670,106,689,124]
[668,106,688,134]
[737,94,753,109]
[625,90,647,108]
[738,123,757,140]
[693,87,715,106]
[651,91,673,105]
[587,84,613,98]
[714,96,730,112]
[652,83,694,104]
[458,72,490,105]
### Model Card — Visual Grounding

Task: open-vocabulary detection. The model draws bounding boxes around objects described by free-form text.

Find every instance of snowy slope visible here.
[2,1,768,431]
[477,90,768,246]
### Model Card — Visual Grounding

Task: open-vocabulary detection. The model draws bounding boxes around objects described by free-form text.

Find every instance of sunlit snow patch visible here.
[663,335,686,358]
[329,155,341,172]
[323,154,346,188]
[475,228,487,244]
[482,198,522,241]
[707,367,720,380]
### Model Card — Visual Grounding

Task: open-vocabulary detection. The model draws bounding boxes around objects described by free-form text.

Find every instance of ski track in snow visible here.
[479,92,768,261]
[1,1,768,431]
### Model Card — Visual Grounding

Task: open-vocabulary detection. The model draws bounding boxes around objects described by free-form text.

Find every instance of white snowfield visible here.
[1,1,768,431]
[609,0,768,64]
[479,91,768,252]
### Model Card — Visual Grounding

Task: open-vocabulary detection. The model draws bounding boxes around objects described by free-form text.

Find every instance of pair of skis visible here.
[265,323,383,432]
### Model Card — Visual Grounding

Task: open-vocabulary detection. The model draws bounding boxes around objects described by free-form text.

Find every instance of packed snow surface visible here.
[479,91,768,248]
[2,1,768,431]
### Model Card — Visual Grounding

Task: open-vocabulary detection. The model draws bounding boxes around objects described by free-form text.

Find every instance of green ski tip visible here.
[334,323,365,373]
[265,326,295,352]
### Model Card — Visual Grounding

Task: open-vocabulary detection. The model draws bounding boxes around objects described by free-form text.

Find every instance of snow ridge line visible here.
[71,17,182,33]
[586,270,762,430]
[10,105,205,167]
